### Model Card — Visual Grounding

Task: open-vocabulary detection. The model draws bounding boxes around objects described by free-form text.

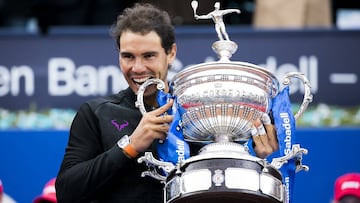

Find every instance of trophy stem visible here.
[198,141,250,156]
[215,134,232,142]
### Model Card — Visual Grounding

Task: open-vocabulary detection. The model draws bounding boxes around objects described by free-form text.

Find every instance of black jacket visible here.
[56,87,163,203]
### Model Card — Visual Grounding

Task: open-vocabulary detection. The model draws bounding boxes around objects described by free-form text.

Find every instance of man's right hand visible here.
[130,99,174,153]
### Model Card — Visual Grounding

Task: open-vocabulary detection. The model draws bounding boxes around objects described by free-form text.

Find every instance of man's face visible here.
[119,30,176,98]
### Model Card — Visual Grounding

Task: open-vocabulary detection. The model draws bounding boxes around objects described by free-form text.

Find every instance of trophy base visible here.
[168,191,281,203]
[164,143,285,203]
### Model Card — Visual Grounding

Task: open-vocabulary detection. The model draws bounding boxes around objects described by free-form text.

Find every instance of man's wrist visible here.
[117,135,139,158]
[123,144,139,158]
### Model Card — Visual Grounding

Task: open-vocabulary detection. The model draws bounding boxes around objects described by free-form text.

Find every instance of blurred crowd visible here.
[0,178,57,203]
[0,0,359,35]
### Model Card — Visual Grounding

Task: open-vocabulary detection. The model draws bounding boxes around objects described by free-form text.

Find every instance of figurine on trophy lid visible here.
[191,0,240,61]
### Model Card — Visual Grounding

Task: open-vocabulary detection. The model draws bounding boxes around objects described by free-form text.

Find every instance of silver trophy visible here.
[136,1,313,203]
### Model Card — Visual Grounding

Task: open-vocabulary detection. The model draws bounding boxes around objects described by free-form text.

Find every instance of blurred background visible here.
[0,0,359,34]
[0,0,360,203]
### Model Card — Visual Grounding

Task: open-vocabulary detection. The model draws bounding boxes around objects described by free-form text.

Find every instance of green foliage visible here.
[1,103,359,129]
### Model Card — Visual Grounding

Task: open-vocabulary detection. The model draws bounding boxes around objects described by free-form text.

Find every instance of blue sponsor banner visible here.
[0,27,360,110]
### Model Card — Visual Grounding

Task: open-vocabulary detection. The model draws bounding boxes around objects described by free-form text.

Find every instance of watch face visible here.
[117,135,130,148]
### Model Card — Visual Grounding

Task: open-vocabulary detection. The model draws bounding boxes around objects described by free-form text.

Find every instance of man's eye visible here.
[144,53,156,59]
[121,54,134,59]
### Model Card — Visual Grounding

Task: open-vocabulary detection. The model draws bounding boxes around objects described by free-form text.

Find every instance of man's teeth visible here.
[133,77,150,84]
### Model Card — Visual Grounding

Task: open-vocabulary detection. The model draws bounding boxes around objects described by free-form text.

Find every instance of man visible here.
[332,173,360,203]
[55,3,278,202]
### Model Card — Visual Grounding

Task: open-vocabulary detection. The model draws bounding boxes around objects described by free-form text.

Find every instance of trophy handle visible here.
[137,152,176,182]
[282,72,313,120]
[270,144,309,172]
[135,78,166,115]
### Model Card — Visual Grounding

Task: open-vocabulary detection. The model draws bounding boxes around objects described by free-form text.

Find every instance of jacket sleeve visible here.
[55,103,130,203]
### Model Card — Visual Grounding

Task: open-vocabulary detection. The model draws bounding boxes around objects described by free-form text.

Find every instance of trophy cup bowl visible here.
[170,61,279,143]
[136,60,311,145]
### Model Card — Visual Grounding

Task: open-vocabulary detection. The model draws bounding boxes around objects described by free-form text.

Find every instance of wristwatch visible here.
[117,135,139,158]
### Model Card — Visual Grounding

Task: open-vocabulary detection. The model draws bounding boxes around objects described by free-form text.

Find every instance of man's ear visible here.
[167,43,177,63]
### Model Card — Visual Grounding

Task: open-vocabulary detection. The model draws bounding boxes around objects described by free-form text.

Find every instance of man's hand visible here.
[130,99,174,153]
[252,113,278,159]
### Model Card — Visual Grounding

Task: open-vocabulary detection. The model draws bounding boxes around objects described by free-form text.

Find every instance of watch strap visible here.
[123,144,139,158]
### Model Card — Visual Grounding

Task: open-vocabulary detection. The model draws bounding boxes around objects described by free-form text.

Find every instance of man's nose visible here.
[132,58,146,72]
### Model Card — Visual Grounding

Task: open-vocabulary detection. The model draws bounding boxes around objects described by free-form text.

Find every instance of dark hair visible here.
[111,3,175,54]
